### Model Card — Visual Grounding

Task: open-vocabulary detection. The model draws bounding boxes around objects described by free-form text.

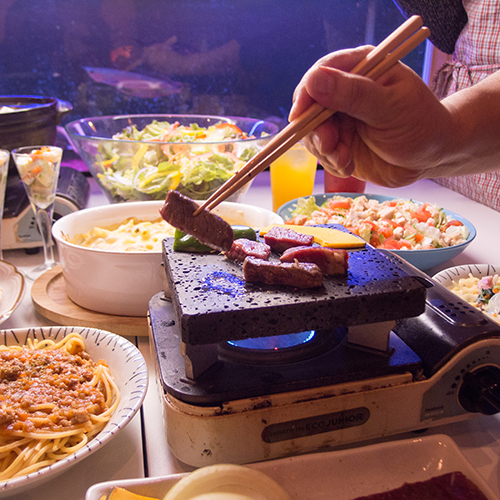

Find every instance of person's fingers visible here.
[289,46,372,121]
[311,114,355,177]
[316,142,355,178]
[301,113,356,177]
[289,85,316,122]
[305,65,385,125]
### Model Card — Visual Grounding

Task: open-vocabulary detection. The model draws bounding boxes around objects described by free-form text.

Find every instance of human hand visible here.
[289,46,454,187]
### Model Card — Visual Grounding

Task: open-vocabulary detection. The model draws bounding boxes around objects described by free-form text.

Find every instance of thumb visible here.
[306,65,383,124]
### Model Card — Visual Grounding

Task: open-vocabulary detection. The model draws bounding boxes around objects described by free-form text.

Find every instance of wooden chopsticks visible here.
[195,15,430,215]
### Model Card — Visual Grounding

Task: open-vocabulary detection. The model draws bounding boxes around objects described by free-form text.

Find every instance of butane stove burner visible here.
[148,294,423,405]
[219,330,338,365]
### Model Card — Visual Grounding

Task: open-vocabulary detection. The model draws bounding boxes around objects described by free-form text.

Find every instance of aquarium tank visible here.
[0,0,425,127]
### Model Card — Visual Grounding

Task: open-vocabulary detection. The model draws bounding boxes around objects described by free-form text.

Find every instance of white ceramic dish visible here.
[0,326,148,497]
[433,264,500,323]
[52,200,283,317]
[0,260,25,325]
[86,434,498,500]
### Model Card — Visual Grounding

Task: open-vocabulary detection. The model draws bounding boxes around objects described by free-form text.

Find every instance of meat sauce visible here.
[0,347,108,434]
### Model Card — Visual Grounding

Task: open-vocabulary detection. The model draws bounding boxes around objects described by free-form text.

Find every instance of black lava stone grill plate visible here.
[162,225,430,345]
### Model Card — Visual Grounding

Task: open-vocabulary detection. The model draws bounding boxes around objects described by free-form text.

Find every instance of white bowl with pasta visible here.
[52,200,283,316]
[433,264,500,324]
[0,326,147,497]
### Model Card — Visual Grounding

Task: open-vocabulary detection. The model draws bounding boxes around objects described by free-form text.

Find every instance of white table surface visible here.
[2,171,500,499]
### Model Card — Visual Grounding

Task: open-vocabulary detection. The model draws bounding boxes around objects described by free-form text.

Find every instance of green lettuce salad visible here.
[95,120,263,201]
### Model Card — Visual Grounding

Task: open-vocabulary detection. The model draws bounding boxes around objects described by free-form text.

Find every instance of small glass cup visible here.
[0,150,9,261]
[11,145,62,280]
[270,141,317,212]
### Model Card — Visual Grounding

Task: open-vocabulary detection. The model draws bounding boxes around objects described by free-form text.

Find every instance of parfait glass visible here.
[11,146,62,280]
[0,150,9,261]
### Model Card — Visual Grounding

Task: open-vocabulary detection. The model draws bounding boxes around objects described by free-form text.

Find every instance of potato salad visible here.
[286,195,469,250]
[450,273,500,324]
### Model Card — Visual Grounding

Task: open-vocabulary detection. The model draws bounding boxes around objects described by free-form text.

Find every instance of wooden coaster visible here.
[31,266,149,336]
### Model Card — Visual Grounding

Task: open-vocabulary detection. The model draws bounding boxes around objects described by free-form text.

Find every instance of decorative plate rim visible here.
[0,260,25,325]
[433,264,500,284]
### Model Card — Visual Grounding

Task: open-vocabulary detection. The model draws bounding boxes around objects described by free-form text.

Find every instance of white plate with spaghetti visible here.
[433,264,500,324]
[0,260,25,325]
[0,326,148,497]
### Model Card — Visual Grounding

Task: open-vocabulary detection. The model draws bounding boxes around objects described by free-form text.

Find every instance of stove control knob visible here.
[458,366,500,415]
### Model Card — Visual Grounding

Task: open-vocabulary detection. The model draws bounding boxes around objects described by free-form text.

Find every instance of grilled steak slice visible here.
[160,190,233,252]
[280,246,348,275]
[243,256,323,288]
[264,226,314,253]
[225,238,271,263]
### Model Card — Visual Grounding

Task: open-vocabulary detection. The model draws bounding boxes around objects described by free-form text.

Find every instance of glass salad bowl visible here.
[65,114,279,203]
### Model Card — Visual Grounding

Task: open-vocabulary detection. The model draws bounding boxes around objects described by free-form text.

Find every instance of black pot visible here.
[0,95,72,174]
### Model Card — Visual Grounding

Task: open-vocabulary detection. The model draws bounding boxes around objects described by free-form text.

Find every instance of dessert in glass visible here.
[11,145,62,280]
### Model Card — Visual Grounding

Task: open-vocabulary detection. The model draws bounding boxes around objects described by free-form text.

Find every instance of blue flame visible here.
[227,331,316,351]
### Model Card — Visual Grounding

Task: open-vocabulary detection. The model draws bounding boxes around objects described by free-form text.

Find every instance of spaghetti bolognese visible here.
[0,333,120,480]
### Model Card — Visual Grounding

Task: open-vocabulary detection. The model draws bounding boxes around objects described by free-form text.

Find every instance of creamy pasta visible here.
[68,217,176,252]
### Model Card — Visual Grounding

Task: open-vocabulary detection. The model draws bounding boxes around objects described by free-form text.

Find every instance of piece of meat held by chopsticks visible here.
[160,190,233,252]
[280,246,349,275]
[263,225,314,253]
[226,238,271,263]
[243,256,323,288]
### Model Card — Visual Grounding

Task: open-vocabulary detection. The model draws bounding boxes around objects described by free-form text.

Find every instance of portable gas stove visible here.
[149,229,500,467]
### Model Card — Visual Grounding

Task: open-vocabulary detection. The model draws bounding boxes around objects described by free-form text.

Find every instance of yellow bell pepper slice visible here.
[138,170,181,191]
[100,154,120,169]
[132,144,150,169]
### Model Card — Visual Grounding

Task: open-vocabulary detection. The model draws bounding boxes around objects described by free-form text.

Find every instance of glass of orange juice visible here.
[270,141,317,212]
